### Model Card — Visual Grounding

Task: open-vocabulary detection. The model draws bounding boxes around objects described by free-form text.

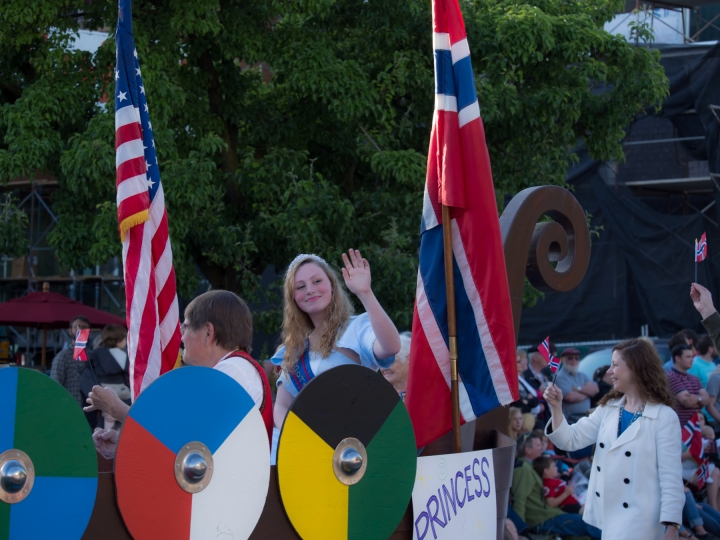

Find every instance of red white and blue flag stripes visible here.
[682,412,704,464]
[696,232,708,262]
[73,328,91,361]
[405,0,518,448]
[538,337,561,373]
[697,459,710,490]
[116,0,182,400]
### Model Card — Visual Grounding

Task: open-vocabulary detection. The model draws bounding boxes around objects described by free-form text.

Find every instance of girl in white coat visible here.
[544,338,684,540]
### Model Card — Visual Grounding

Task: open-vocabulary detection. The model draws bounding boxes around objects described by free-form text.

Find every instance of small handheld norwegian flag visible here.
[695,232,708,284]
[696,459,710,490]
[696,232,708,263]
[73,329,90,361]
[539,337,561,373]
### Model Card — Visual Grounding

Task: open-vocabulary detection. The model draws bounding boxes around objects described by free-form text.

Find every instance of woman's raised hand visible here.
[543,384,563,412]
[342,249,372,298]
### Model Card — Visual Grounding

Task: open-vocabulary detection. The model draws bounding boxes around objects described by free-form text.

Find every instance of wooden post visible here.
[441,205,461,453]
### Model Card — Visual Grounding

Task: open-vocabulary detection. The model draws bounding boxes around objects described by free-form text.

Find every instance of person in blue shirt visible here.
[688,335,719,388]
[272,250,401,428]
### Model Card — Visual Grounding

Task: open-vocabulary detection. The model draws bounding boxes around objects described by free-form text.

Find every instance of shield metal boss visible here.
[115,366,270,540]
[277,364,417,540]
[0,367,98,540]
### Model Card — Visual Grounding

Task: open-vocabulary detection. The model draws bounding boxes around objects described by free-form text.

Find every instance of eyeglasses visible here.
[563,355,580,360]
[180,322,188,335]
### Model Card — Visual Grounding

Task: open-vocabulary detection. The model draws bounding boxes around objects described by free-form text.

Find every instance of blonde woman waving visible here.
[272,249,401,429]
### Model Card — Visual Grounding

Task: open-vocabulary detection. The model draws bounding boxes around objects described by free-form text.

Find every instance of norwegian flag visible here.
[115,0,181,400]
[697,459,710,490]
[405,0,518,448]
[696,232,708,262]
[539,337,561,373]
[73,329,91,361]
[682,412,704,464]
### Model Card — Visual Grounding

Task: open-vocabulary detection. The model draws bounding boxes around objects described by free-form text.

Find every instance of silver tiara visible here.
[287,253,327,272]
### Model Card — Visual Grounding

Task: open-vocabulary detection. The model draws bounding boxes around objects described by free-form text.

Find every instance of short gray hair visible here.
[397,331,411,363]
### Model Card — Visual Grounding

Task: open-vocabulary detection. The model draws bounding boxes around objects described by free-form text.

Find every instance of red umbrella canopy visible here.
[0,291,126,329]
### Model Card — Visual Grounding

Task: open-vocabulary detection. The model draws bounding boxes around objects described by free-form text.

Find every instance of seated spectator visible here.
[682,328,701,357]
[683,486,720,539]
[689,335,719,388]
[533,455,582,514]
[554,348,598,424]
[706,372,720,427]
[514,351,541,424]
[381,331,410,401]
[665,332,695,372]
[669,343,710,427]
[508,407,525,440]
[510,433,600,538]
[524,348,551,390]
[591,365,613,407]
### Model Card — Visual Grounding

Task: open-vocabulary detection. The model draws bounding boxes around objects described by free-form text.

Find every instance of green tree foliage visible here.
[0,0,668,330]
[0,194,29,258]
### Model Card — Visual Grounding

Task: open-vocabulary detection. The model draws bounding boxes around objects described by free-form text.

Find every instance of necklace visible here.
[618,400,646,436]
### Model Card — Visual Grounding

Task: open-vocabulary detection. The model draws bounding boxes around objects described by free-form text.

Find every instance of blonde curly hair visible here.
[281,256,354,371]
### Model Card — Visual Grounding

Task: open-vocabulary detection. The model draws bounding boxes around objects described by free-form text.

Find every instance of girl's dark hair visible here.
[532,455,555,477]
[593,365,610,383]
[101,324,128,348]
[599,338,674,407]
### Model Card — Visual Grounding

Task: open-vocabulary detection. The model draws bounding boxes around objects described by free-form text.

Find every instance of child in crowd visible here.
[533,455,583,514]
[533,429,571,476]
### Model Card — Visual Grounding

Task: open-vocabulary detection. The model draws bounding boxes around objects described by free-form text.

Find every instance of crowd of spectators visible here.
[507,283,720,540]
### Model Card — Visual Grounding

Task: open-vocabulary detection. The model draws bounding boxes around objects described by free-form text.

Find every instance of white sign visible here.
[412,449,496,540]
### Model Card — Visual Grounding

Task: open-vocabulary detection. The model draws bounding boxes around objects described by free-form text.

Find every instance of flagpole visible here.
[442,204,462,453]
[695,238,698,284]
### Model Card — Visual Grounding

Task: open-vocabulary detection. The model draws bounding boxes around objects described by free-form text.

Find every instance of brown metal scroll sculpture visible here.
[499,185,592,341]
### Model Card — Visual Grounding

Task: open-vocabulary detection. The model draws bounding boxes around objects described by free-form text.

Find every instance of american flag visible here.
[696,458,710,490]
[696,232,708,262]
[115,0,181,400]
[539,337,560,373]
[73,328,91,361]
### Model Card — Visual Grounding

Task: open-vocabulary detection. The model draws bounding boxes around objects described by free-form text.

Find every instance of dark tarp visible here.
[518,42,720,344]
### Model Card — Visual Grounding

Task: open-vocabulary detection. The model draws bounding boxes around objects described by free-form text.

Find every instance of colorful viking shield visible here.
[0,368,98,540]
[115,366,270,539]
[277,364,417,540]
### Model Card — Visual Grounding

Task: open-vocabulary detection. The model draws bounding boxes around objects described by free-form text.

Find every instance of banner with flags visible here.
[405,0,518,448]
[682,412,704,464]
[538,337,561,373]
[115,0,181,399]
[696,232,708,262]
[73,329,91,361]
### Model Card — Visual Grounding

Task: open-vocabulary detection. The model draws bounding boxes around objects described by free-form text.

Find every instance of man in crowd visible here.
[50,315,91,407]
[688,334,718,388]
[511,433,601,538]
[89,290,273,458]
[664,332,694,372]
[668,343,709,427]
[554,348,598,423]
[681,328,700,356]
[523,348,550,391]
